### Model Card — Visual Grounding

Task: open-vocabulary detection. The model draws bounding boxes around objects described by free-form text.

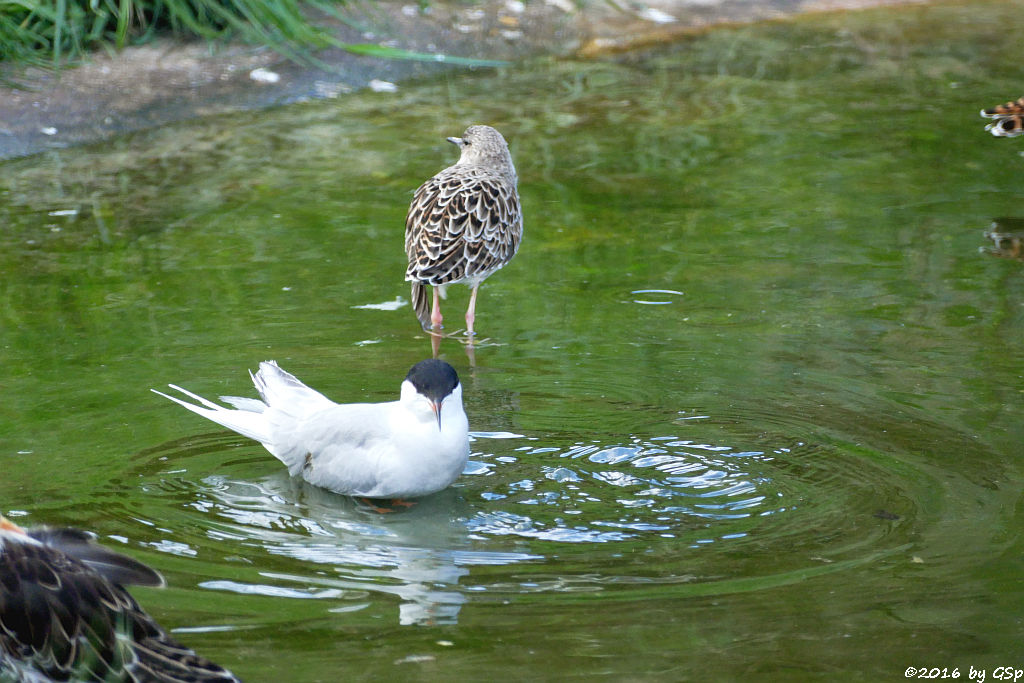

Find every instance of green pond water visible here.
[2,1,1023,679]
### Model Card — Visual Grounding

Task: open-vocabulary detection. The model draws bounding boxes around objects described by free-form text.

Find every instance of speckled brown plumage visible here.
[405,125,522,335]
[981,97,1024,137]
[0,517,239,682]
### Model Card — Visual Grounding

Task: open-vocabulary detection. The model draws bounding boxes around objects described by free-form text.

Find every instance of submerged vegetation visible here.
[0,0,502,67]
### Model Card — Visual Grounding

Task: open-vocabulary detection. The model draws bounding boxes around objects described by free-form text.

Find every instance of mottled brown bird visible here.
[981,96,1024,137]
[405,125,522,336]
[0,516,239,682]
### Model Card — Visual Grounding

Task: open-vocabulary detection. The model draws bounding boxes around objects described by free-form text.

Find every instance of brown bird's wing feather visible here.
[0,531,240,682]
[405,166,522,288]
[410,281,431,329]
[27,527,164,588]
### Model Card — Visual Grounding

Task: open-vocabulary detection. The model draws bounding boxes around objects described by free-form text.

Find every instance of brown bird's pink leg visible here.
[465,285,480,337]
[431,287,443,329]
[430,330,442,358]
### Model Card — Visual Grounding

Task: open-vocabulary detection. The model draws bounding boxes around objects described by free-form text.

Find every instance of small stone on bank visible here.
[250,68,281,84]
[369,79,399,93]
[637,7,676,23]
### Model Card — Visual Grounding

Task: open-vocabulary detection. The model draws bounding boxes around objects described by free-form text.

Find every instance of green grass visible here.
[0,0,508,67]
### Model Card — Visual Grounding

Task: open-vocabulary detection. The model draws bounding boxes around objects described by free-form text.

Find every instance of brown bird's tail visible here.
[411,282,432,329]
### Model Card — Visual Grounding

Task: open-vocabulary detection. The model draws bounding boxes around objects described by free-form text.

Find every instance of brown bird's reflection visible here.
[426,329,500,367]
[981,218,1024,261]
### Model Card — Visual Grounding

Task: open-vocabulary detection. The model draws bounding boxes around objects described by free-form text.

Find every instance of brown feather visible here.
[0,519,240,682]
[411,281,431,329]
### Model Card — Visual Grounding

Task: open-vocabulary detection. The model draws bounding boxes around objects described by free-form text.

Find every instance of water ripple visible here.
[105,421,921,625]
[464,433,781,543]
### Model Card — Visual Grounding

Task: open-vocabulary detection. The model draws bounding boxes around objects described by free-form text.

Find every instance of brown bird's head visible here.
[447,125,516,180]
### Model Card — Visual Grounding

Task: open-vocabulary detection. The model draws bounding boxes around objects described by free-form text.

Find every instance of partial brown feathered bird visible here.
[0,516,240,682]
[405,125,523,336]
[981,97,1024,137]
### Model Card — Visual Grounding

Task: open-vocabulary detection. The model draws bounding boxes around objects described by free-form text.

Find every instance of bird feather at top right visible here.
[981,96,1024,137]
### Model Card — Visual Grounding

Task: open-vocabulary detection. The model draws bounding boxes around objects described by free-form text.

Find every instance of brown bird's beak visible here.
[447,136,463,146]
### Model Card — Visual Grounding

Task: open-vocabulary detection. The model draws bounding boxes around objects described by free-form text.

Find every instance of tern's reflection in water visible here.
[194,474,538,626]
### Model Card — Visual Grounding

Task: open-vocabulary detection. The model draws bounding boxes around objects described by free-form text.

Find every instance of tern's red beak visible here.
[431,400,443,430]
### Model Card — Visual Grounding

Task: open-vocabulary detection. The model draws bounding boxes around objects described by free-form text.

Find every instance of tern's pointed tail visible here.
[411,281,431,329]
[151,385,272,446]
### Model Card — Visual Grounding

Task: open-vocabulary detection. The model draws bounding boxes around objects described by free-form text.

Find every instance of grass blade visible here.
[116,0,130,48]
[54,0,65,66]
[0,0,512,70]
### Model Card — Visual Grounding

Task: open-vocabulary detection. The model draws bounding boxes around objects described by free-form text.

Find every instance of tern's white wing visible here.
[267,401,409,494]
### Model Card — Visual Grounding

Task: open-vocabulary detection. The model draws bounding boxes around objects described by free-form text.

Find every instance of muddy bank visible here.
[0,0,926,160]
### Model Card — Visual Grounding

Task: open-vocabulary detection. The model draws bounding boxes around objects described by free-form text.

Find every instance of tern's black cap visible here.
[405,359,460,402]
